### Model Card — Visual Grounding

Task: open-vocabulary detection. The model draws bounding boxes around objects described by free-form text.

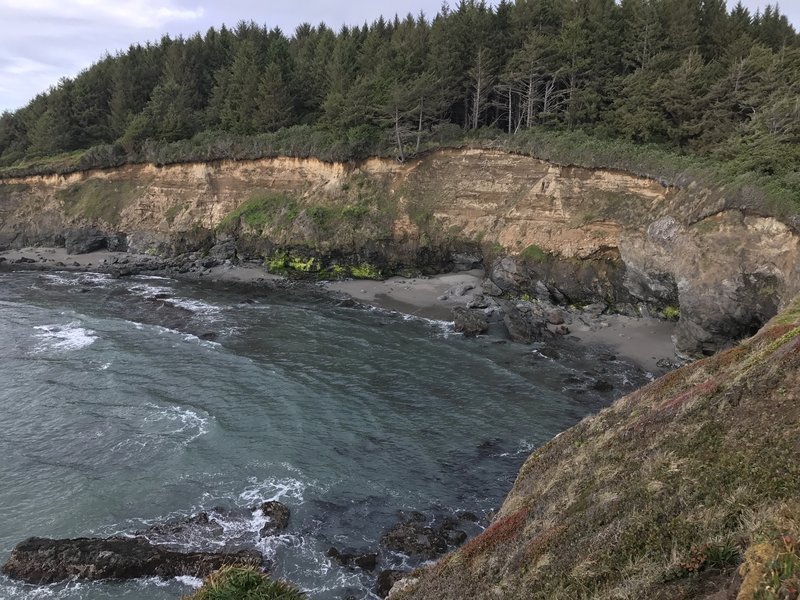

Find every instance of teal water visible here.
[0,270,647,599]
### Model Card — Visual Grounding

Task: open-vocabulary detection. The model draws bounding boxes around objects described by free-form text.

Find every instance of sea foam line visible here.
[33,322,98,353]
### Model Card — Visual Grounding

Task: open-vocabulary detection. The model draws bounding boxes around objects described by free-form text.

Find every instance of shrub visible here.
[520,244,548,263]
[662,305,681,321]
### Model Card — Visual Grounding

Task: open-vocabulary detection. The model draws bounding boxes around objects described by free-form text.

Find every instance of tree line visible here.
[0,0,797,193]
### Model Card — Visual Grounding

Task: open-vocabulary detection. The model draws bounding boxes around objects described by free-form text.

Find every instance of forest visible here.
[0,0,798,214]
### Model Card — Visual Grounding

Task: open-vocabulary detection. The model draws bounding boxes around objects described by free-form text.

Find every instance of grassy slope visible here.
[396,298,800,600]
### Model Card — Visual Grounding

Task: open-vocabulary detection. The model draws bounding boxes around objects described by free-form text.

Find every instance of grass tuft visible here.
[185,566,304,600]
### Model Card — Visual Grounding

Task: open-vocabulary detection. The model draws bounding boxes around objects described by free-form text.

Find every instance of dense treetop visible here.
[0,0,797,214]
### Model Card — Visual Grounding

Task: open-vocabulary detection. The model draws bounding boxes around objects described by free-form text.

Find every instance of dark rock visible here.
[466,295,490,309]
[452,307,489,337]
[438,519,468,546]
[326,547,378,571]
[450,251,482,272]
[504,308,533,343]
[208,241,237,262]
[456,511,479,523]
[258,501,290,537]
[374,570,407,598]
[380,517,447,559]
[583,302,608,317]
[442,528,467,546]
[489,257,526,293]
[137,512,224,539]
[503,308,548,344]
[198,332,218,342]
[656,358,679,370]
[591,379,614,392]
[538,346,561,360]
[481,278,503,297]
[15,257,36,264]
[0,536,261,585]
[65,229,107,254]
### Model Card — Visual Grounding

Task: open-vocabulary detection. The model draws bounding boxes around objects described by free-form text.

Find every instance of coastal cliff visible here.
[388,296,800,600]
[1,148,798,357]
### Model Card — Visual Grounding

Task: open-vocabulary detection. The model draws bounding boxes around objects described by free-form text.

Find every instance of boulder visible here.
[503,309,548,344]
[489,257,527,293]
[64,229,107,254]
[380,517,447,559]
[326,547,378,571]
[1,536,261,585]
[452,307,489,337]
[375,569,407,598]
[481,278,503,297]
[258,501,290,537]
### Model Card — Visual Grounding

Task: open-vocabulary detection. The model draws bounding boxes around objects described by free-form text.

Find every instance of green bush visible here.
[218,194,297,232]
[520,244,548,262]
[185,566,304,600]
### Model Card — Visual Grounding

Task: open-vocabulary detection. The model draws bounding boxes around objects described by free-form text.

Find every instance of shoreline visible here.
[0,246,678,373]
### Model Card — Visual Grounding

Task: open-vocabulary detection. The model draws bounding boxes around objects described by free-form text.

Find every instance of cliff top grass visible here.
[397,296,800,600]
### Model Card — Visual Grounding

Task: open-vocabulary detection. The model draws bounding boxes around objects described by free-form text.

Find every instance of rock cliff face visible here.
[388,298,800,600]
[1,148,797,357]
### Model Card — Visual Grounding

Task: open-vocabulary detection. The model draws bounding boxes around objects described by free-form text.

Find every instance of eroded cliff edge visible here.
[1,148,797,357]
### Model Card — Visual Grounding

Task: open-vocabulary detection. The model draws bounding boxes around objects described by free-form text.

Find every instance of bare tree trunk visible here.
[394,106,405,162]
[415,97,424,154]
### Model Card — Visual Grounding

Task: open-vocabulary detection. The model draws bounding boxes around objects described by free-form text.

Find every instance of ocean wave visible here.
[124,320,221,348]
[33,322,98,353]
[41,272,112,288]
[169,297,223,316]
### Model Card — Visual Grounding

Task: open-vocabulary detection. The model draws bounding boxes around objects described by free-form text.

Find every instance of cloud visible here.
[0,0,204,29]
[0,0,205,110]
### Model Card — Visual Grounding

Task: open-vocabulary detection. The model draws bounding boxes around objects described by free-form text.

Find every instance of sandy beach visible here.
[323,270,677,373]
[2,247,678,373]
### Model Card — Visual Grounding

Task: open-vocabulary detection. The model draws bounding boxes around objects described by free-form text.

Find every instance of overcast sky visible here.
[0,0,797,112]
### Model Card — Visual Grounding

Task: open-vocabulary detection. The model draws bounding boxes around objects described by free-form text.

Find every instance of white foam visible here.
[144,404,211,444]
[170,297,223,315]
[129,282,173,297]
[42,272,111,288]
[500,439,536,457]
[33,322,97,352]
[175,576,203,588]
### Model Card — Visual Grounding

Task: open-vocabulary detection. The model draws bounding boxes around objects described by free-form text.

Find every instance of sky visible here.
[0,0,797,113]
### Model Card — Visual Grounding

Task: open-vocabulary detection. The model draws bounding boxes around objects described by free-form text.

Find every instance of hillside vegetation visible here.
[0,0,798,218]
[394,296,800,599]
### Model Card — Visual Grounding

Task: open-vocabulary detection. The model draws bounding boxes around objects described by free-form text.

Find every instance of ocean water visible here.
[0,270,648,599]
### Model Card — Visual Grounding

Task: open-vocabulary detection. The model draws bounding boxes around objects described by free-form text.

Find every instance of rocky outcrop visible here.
[1,536,261,585]
[389,298,800,600]
[1,149,797,357]
[258,501,290,537]
[452,307,489,337]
